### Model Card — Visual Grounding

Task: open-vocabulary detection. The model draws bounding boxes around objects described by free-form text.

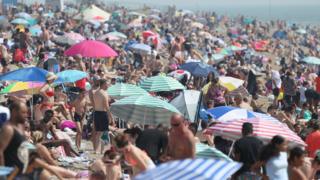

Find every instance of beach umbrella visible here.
[110,95,180,125]
[180,62,218,77]
[0,67,49,82]
[185,59,201,63]
[30,25,42,36]
[302,56,320,65]
[64,40,118,58]
[225,85,250,97]
[54,70,88,84]
[11,18,29,25]
[15,12,32,19]
[196,143,232,161]
[167,69,191,81]
[134,158,242,180]
[252,40,269,51]
[128,18,143,28]
[128,11,145,17]
[128,43,151,55]
[170,90,201,122]
[65,32,86,42]
[227,46,247,52]
[272,31,287,39]
[106,31,127,39]
[73,5,110,22]
[296,29,307,34]
[142,30,156,39]
[148,14,161,21]
[212,54,225,61]
[202,76,244,92]
[207,118,306,146]
[139,75,185,92]
[191,22,204,29]
[0,82,44,95]
[52,35,77,46]
[64,7,78,16]
[181,9,194,16]
[107,83,148,99]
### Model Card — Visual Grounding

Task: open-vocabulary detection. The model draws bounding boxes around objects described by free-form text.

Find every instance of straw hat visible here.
[46,72,57,81]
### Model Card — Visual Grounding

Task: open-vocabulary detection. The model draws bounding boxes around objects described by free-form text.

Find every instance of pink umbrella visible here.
[64,40,118,58]
[207,118,306,146]
[65,32,86,42]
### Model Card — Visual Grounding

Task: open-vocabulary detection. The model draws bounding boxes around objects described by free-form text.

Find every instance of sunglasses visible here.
[171,123,181,127]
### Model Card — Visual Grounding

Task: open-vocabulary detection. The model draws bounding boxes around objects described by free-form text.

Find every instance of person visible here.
[0,101,28,172]
[135,126,168,163]
[305,121,320,158]
[234,93,253,111]
[205,77,228,107]
[39,72,57,116]
[161,114,195,161]
[271,70,282,106]
[282,71,297,107]
[92,79,113,153]
[288,146,320,180]
[70,89,88,151]
[115,134,155,176]
[257,135,289,180]
[233,122,263,179]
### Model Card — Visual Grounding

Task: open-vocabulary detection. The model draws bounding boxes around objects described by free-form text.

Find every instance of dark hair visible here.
[189,123,197,136]
[104,147,119,160]
[312,121,320,130]
[99,79,107,87]
[259,135,285,162]
[123,127,142,138]
[114,134,130,148]
[9,101,23,113]
[242,122,253,136]
[288,146,305,162]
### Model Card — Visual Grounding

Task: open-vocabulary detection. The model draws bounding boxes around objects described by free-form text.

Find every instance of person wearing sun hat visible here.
[39,72,58,115]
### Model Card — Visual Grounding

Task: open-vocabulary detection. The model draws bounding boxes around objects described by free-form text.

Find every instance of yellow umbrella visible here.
[0,82,44,95]
[202,76,244,94]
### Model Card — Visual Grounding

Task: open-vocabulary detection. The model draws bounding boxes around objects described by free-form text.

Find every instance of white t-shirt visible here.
[266,152,288,180]
[271,70,282,89]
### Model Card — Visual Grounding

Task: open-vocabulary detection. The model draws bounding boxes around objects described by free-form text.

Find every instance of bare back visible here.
[168,128,195,160]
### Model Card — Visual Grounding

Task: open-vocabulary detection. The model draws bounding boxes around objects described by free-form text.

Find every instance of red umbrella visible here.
[64,40,118,58]
[207,118,306,146]
[142,30,156,39]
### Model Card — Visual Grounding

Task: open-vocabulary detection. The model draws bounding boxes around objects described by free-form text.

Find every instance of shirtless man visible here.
[92,79,113,153]
[161,114,195,161]
[70,89,87,150]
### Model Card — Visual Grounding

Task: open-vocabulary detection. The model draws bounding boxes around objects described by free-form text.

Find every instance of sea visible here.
[102,0,320,25]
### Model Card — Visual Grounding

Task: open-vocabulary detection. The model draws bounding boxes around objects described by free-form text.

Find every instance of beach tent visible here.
[73,5,110,22]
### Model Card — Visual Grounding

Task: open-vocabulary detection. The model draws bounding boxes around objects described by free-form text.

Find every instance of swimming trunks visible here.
[93,111,109,132]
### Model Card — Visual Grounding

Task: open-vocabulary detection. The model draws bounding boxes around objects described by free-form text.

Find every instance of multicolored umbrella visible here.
[139,75,185,92]
[107,83,148,99]
[134,158,242,180]
[0,82,43,95]
[64,40,118,58]
[110,95,180,125]
[202,76,244,93]
[196,143,232,161]
[207,118,306,146]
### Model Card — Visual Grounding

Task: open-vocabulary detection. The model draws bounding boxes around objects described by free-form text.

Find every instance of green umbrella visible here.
[139,75,185,92]
[196,143,232,161]
[302,56,320,65]
[107,83,148,99]
[110,95,180,125]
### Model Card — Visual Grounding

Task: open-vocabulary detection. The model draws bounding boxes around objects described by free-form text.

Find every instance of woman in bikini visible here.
[39,72,57,116]
[115,134,155,176]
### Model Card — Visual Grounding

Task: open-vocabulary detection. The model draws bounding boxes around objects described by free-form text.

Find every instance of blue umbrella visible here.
[55,70,87,84]
[0,67,49,82]
[180,62,218,77]
[11,18,29,25]
[135,158,242,180]
[26,18,37,26]
[30,26,42,36]
[15,12,32,19]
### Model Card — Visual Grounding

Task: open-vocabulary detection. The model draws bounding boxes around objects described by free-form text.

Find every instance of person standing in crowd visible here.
[205,77,228,107]
[305,121,320,158]
[282,71,297,107]
[233,122,263,179]
[161,114,195,161]
[92,79,113,153]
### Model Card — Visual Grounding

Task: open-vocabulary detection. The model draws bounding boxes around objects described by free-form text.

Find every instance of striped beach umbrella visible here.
[207,118,306,146]
[107,83,148,99]
[139,75,185,92]
[134,158,242,180]
[0,82,43,95]
[110,95,180,125]
[196,143,232,161]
